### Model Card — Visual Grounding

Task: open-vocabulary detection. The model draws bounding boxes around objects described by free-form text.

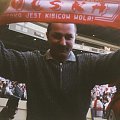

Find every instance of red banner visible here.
[0,0,120,29]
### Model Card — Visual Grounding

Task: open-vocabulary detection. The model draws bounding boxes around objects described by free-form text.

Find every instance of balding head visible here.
[46,23,77,62]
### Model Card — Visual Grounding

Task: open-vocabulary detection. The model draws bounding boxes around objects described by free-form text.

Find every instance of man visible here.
[0,23,120,120]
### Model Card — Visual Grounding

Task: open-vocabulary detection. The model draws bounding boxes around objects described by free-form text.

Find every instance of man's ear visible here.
[46,32,50,44]
[46,32,49,40]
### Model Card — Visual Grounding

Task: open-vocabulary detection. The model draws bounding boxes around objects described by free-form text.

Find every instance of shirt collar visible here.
[44,49,76,62]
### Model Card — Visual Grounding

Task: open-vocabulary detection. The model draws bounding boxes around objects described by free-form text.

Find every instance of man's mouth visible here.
[56,46,69,52]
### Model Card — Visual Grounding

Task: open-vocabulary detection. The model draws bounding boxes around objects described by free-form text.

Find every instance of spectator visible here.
[91,96,103,117]
[106,82,120,120]
[1,82,13,98]
[12,82,24,99]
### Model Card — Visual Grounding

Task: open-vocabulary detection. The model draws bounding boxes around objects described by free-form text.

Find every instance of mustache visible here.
[55,45,69,51]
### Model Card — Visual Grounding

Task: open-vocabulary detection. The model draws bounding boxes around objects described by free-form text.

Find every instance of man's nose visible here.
[59,37,66,45]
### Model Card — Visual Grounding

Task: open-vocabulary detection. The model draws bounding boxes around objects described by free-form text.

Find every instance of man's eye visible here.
[53,33,62,39]
[65,35,73,40]
[52,33,73,40]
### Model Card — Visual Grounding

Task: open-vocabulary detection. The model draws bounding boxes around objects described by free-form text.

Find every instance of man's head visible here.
[46,23,77,62]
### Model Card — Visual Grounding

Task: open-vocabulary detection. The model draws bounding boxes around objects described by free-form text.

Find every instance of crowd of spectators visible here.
[0,76,117,118]
[0,77,27,100]
[91,84,116,118]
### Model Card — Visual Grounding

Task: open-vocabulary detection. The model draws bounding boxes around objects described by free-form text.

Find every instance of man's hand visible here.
[0,0,11,14]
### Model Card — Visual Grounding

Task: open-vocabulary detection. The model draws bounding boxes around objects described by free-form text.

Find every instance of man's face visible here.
[46,23,76,62]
